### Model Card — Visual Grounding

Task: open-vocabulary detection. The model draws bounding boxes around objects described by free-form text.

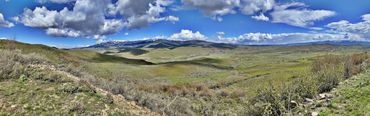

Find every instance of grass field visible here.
[2,40,370,115]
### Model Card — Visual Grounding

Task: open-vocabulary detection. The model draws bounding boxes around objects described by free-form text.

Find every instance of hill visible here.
[0,49,157,115]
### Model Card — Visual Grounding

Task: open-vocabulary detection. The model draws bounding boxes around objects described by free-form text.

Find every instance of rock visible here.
[318,94,326,99]
[311,112,319,116]
[318,93,333,100]
[290,100,298,108]
[305,98,314,102]
[130,101,136,106]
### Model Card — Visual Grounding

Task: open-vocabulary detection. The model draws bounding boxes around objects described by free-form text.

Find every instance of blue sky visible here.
[0,0,370,47]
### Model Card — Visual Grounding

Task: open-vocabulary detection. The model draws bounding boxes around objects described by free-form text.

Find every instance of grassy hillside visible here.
[307,71,370,115]
[0,42,157,115]
[2,40,370,115]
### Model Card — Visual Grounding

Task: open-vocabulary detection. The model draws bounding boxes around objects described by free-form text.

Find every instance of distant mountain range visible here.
[285,40,370,46]
[84,39,370,49]
[85,39,237,49]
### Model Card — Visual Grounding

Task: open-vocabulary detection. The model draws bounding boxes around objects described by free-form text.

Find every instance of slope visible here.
[307,70,370,115]
[0,48,158,115]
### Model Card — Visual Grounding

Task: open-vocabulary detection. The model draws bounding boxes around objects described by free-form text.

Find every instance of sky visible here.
[0,0,370,48]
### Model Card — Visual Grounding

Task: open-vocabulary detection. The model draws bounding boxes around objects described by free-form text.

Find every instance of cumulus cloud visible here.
[270,2,336,27]
[15,0,123,39]
[169,29,207,40]
[326,14,370,39]
[181,0,335,28]
[0,13,14,28]
[114,0,178,29]
[181,0,240,21]
[15,7,59,28]
[46,28,81,37]
[15,0,177,39]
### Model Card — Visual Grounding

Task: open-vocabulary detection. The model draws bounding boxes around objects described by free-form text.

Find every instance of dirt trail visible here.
[31,64,160,116]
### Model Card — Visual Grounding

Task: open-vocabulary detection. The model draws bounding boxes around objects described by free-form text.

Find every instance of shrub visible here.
[60,82,95,94]
[102,94,114,104]
[311,55,342,73]
[0,49,49,80]
[344,53,369,78]
[0,50,28,80]
[291,77,318,99]
[247,85,286,116]
[314,65,344,93]
[69,102,85,113]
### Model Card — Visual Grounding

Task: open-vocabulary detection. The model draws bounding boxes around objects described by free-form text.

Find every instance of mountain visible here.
[85,39,370,50]
[85,39,237,49]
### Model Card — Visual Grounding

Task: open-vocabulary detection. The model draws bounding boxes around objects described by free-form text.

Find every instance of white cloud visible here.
[271,9,335,27]
[216,31,225,38]
[362,14,370,22]
[251,13,269,21]
[15,1,122,39]
[270,2,335,27]
[181,0,240,21]
[273,2,306,11]
[165,16,180,22]
[181,0,274,21]
[17,7,59,28]
[37,0,76,4]
[181,0,335,28]
[0,13,14,28]
[46,28,81,37]
[326,14,370,39]
[169,29,207,40]
[15,0,177,39]
[115,0,178,29]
